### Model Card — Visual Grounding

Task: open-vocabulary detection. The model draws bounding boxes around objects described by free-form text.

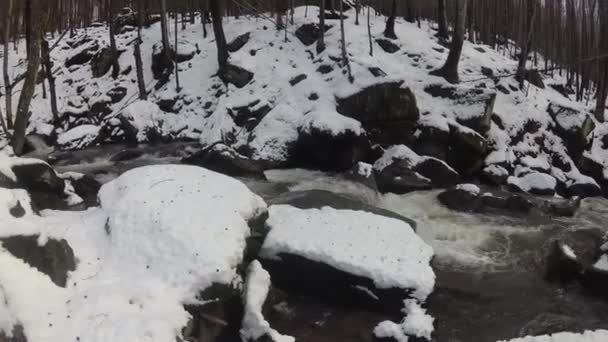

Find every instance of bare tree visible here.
[431,0,468,84]
[134,0,147,100]
[174,2,181,91]
[595,0,608,122]
[516,0,538,89]
[437,0,449,40]
[12,0,43,155]
[160,0,171,52]
[317,0,326,53]
[108,0,120,79]
[367,0,373,56]
[41,38,59,123]
[339,0,352,82]
[3,0,14,129]
[210,0,228,73]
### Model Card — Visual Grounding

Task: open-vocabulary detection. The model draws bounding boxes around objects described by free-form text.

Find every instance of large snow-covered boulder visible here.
[259,204,434,314]
[336,82,420,146]
[547,103,595,158]
[497,330,608,342]
[508,172,557,196]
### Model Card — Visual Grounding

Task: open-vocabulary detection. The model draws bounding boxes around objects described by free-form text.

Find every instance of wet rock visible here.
[437,185,480,212]
[376,161,433,195]
[10,159,66,210]
[567,181,603,199]
[109,149,144,162]
[64,173,101,208]
[91,47,115,78]
[220,64,254,88]
[525,69,545,89]
[295,23,332,46]
[578,155,608,196]
[227,32,251,52]
[368,67,387,77]
[345,162,378,192]
[336,82,419,146]
[0,235,76,287]
[269,190,417,230]
[415,158,460,187]
[481,164,509,185]
[182,143,268,178]
[438,185,535,216]
[376,39,400,53]
[289,74,307,86]
[447,123,488,175]
[518,313,582,337]
[544,228,604,282]
[292,126,371,172]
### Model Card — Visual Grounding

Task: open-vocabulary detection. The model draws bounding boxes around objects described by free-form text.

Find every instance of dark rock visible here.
[544,228,604,282]
[151,44,174,83]
[509,84,519,92]
[525,69,545,89]
[345,162,379,193]
[289,74,307,86]
[447,124,488,175]
[270,190,417,230]
[293,125,371,172]
[220,64,254,88]
[376,39,400,53]
[106,86,128,103]
[9,201,26,218]
[182,143,268,178]
[578,155,608,196]
[439,185,536,217]
[91,47,114,78]
[227,100,272,130]
[580,264,608,299]
[10,160,66,210]
[496,84,510,94]
[295,23,332,46]
[376,161,433,195]
[308,93,319,101]
[567,182,602,198]
[336,82,419,145]
[323,11,348,20]
[414,158,460,187]
[227,32,251,52]
[547,103,595,159]
[0,235,76,287]
[66,174,101,208]
[481,66,494,78]
[550,84,575,98]
[437,186,480,212]
[65,43,99,68]
[481,165,509,185]
[519,313,583,337]
[175,47,195,63]
[316,64,334,74]
[368,67,387,77]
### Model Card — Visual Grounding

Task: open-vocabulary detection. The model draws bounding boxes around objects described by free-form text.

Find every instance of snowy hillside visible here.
[1,6,607,199]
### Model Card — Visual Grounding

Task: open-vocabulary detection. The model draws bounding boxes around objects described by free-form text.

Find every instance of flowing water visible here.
[45,143,608,342]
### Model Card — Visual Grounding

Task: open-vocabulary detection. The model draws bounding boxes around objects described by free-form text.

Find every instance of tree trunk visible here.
[516,0,538,89]
[4,0,14,129]
[160,0,171,52]
[431,0,468,84]
[175,5,181,91]
[437,0,449,40]
[201,0,208,38]
[41,39,59,123]
[12,0,42,155]
[339,0,352,82]
[595,0,608,122]
[135,0,147,100]
[24,0,32,59]
[317,0,326,54]
[108,0,120,79]
[367,1,373,56]
[384,0,397,39]
[355,0,360,26]
[210,0,228,73]
[404,0,415,23]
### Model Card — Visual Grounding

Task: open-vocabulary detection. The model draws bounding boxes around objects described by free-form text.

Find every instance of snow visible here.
[508,172,557,193]
[373,145,421,172]
[240,261,295,342]
[561,244,578,261]
[299,109,363,136]
[261,204,435,301]
[57,124,101,148]
[373,299,434,342]
[456,183,481,196]
[594,255,608,272]
[0,165,268,342]
[497,330,608,342]
[484,164,509,178]
[355,162,373,178]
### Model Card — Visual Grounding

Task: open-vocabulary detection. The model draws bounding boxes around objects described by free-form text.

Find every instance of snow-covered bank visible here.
[498,330,608,342]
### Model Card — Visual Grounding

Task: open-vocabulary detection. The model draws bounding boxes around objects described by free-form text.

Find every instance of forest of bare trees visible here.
[1,0,608,153]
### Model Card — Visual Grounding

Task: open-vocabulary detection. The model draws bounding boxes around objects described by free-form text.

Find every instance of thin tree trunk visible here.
[367,1,373,56]
[135,0,147,100]
[201,0,208,38]
[339,0,352,82]
[160,0,171,52]
[317,0,326,53]
[595,0,608,121]
[431,0,468,84]
[12,0,42,155]
[437,0,449,40]
[210,0,228,73]
[516,0,538,89]
[175,5,181,91]
[41,39,59,123]
[4,0,14,129]
[109,0,120,80]
[355,0,360,26]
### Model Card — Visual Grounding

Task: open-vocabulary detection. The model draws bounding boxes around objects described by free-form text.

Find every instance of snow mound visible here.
[261,204,435,301]
[497,330,608,342]
[374,299,434,342]
[456,183,481,196]
[373,145,422,172]
[241,261,294,342]
[508,172,557,194]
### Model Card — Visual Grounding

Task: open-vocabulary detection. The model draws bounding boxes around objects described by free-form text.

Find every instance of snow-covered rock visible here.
[259,204,434,312]
[508,172,557,196]
[373,299,434,342]
[497,330,608,342]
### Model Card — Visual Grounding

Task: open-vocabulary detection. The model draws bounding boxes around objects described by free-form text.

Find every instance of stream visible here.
[43,142,608,342]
